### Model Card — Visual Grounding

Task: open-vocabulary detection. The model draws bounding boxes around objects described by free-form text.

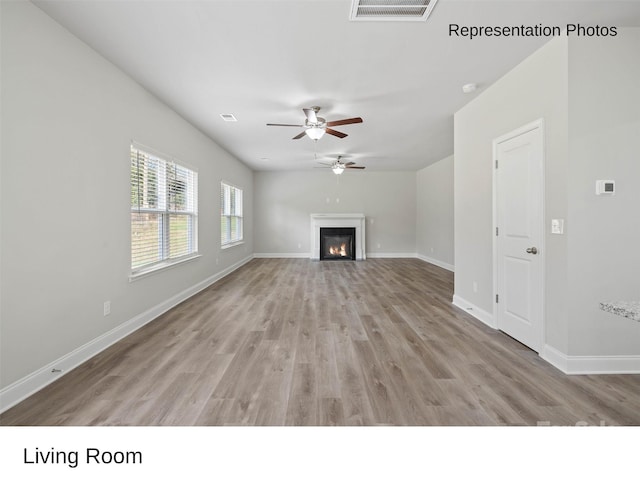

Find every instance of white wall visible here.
[416,155,454,270]
[0,1,253,392]
[566,29,640,356]
[454,28,640,364]
[253,170,417,257]
[454,35,570,350]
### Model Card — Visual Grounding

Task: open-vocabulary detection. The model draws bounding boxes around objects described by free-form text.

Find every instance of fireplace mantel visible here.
[310,213,366,260]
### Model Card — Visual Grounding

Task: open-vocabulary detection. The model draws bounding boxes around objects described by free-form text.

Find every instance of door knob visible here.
[526,247,538,254]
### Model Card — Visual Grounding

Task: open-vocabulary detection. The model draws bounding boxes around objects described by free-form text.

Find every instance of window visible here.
[130,144,198,276]
[221,182,243,247]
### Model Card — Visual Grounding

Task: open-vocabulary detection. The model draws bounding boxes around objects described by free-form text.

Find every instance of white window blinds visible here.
[131,145,198,274]
[221,182,243,246]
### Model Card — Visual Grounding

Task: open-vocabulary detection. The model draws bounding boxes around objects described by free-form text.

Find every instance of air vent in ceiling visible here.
[220,114,237,122]
[349,0,439,22]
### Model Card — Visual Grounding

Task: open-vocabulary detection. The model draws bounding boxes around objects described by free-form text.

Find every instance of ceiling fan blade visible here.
[326,117,363,127]
[344,161,356,166]
[267,123,303,127]
[292,131,307,140]
[303,108,318,124]
[316,161,333,166]
[326,128,347,139]
[346,166,365,169]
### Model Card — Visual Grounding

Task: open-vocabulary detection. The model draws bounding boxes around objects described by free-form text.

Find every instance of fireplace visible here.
[320,227,355,261]
[310,214,366,261]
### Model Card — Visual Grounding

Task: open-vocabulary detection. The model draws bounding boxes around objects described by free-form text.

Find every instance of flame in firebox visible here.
[329,243,348,256]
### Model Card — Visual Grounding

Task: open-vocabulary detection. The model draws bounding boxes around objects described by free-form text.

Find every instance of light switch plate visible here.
[551,219,564,234]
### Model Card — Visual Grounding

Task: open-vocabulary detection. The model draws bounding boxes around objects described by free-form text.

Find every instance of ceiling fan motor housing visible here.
[305,117,326,128]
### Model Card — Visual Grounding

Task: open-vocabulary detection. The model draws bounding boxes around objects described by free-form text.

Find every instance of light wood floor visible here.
[2,258,639,426]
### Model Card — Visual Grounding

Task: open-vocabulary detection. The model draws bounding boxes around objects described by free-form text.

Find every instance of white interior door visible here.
[494,121,544,352]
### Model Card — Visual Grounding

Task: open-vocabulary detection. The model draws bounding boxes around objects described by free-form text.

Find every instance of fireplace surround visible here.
[310,213,366,260]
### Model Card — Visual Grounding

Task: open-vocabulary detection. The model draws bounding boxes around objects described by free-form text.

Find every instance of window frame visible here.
[220,181,244,248]
[130,143,199,280]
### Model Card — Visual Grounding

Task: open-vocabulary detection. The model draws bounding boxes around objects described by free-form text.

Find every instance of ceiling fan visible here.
[316,155,365,175]
[267,106,363,140]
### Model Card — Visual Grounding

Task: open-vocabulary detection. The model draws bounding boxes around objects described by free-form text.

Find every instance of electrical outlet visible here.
[103,301,111,316]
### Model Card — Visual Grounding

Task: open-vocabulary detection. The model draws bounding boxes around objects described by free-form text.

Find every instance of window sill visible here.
[221,241,244,250]
[129,254,202,282]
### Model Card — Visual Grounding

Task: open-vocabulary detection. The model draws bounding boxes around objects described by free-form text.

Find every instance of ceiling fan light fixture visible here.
[306,126,326,140]
[332,164,345,175]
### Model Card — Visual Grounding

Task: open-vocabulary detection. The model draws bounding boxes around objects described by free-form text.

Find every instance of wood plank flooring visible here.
[2,258,639,425]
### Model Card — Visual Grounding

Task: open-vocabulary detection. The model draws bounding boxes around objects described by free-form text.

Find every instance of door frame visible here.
[492,118,546,352]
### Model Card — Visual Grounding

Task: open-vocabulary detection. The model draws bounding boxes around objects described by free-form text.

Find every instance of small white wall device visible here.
[595,180,615,195]
[551,219,564,235]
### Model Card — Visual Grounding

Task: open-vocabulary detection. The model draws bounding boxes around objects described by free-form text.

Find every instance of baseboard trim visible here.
[253,253,310,258]
[452,294,497,329]
[252,253,456,270]
[539,344,569,373]
[366,252,416,258]
[0,255,254,414]
[541,344,640,375]
[416,254,455,272]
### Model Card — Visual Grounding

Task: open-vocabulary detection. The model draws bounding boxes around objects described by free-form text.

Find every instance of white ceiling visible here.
[34,0,640,172]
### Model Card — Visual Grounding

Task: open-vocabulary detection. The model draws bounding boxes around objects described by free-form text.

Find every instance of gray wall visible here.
[454,34,569,352]
[566,29,640,356]
[454,28,640,358]
[416,155,454,269]
[253,170,417,256]
[1,1,253,389]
